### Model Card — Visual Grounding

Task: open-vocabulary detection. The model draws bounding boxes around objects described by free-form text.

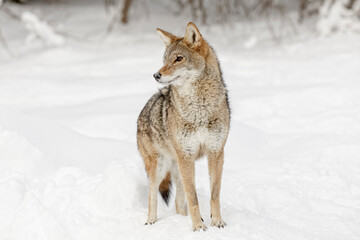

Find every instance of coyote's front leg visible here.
[208,149,226,228]
[176,152,206,231]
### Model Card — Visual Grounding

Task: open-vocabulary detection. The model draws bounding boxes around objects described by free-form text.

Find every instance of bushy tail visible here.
[159,172,172,205]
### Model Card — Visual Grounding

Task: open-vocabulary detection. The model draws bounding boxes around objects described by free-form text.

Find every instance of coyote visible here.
[137,22,230,231]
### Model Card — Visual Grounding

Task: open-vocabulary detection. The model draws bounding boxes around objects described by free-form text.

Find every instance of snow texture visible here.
[317,0,360,35]
[0,1,360,240]
[21,12,65,46]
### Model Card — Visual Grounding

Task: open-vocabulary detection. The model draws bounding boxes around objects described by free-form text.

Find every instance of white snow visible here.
[1,1,360,240]
[21,11,65,46]
[317,0,360,35]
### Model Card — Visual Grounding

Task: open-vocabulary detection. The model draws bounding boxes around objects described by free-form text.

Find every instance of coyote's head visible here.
[153,22,210,86]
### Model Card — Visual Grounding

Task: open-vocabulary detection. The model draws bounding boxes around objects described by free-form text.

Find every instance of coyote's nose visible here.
[153,72,162,81]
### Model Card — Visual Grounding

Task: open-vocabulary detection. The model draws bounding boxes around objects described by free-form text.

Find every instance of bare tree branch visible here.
[104,0,115,14]
[0,27,13,56]
[1,4,21,20]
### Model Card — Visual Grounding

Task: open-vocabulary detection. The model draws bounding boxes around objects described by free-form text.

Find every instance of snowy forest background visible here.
[1,0,360,54]
[1,1,360,240]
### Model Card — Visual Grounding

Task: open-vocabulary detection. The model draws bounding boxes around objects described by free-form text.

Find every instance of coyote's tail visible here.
[159,172,172,205]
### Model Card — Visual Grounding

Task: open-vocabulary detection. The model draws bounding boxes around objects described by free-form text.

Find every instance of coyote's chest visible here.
[172,97,226,154]
[169,79,228,154]
[172,82,219,124]
[176,121,226,155]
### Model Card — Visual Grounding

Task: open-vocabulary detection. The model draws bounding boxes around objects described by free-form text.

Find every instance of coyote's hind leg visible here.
[172,167,187,216]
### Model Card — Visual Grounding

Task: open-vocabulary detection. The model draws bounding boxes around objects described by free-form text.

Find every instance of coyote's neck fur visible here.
[169,53,227,124]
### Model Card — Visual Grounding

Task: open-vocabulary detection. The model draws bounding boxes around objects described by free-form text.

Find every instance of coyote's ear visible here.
[183,22,202,48]
[157,28,176,47]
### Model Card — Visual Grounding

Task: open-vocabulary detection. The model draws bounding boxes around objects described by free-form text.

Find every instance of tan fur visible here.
[137,22,230,231]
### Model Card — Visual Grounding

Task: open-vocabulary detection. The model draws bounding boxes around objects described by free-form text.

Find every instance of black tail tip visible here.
[160,189,171,205]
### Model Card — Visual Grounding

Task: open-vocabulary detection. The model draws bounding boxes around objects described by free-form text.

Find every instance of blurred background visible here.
[0,0,359,56]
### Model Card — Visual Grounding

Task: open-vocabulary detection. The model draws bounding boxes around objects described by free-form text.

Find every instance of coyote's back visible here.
[137,22,230,231]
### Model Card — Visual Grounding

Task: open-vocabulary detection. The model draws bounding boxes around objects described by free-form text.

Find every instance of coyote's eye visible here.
[175,56,183,62]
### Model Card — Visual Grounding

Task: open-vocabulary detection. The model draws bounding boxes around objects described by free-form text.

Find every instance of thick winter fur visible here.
[137,22,230,231]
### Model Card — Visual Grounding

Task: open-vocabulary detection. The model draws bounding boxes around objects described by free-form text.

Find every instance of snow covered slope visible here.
[1,2,360,240]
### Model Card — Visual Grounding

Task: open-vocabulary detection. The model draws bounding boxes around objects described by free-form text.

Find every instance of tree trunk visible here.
[121,0,133,24]
[346,0,357,9]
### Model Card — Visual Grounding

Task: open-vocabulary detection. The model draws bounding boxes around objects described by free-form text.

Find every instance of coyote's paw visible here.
[211,218,226,228]
[192,222,207,232]
[145,218,157,225]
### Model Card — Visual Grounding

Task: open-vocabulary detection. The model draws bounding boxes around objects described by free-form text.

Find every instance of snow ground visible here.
[1,2,360,240]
